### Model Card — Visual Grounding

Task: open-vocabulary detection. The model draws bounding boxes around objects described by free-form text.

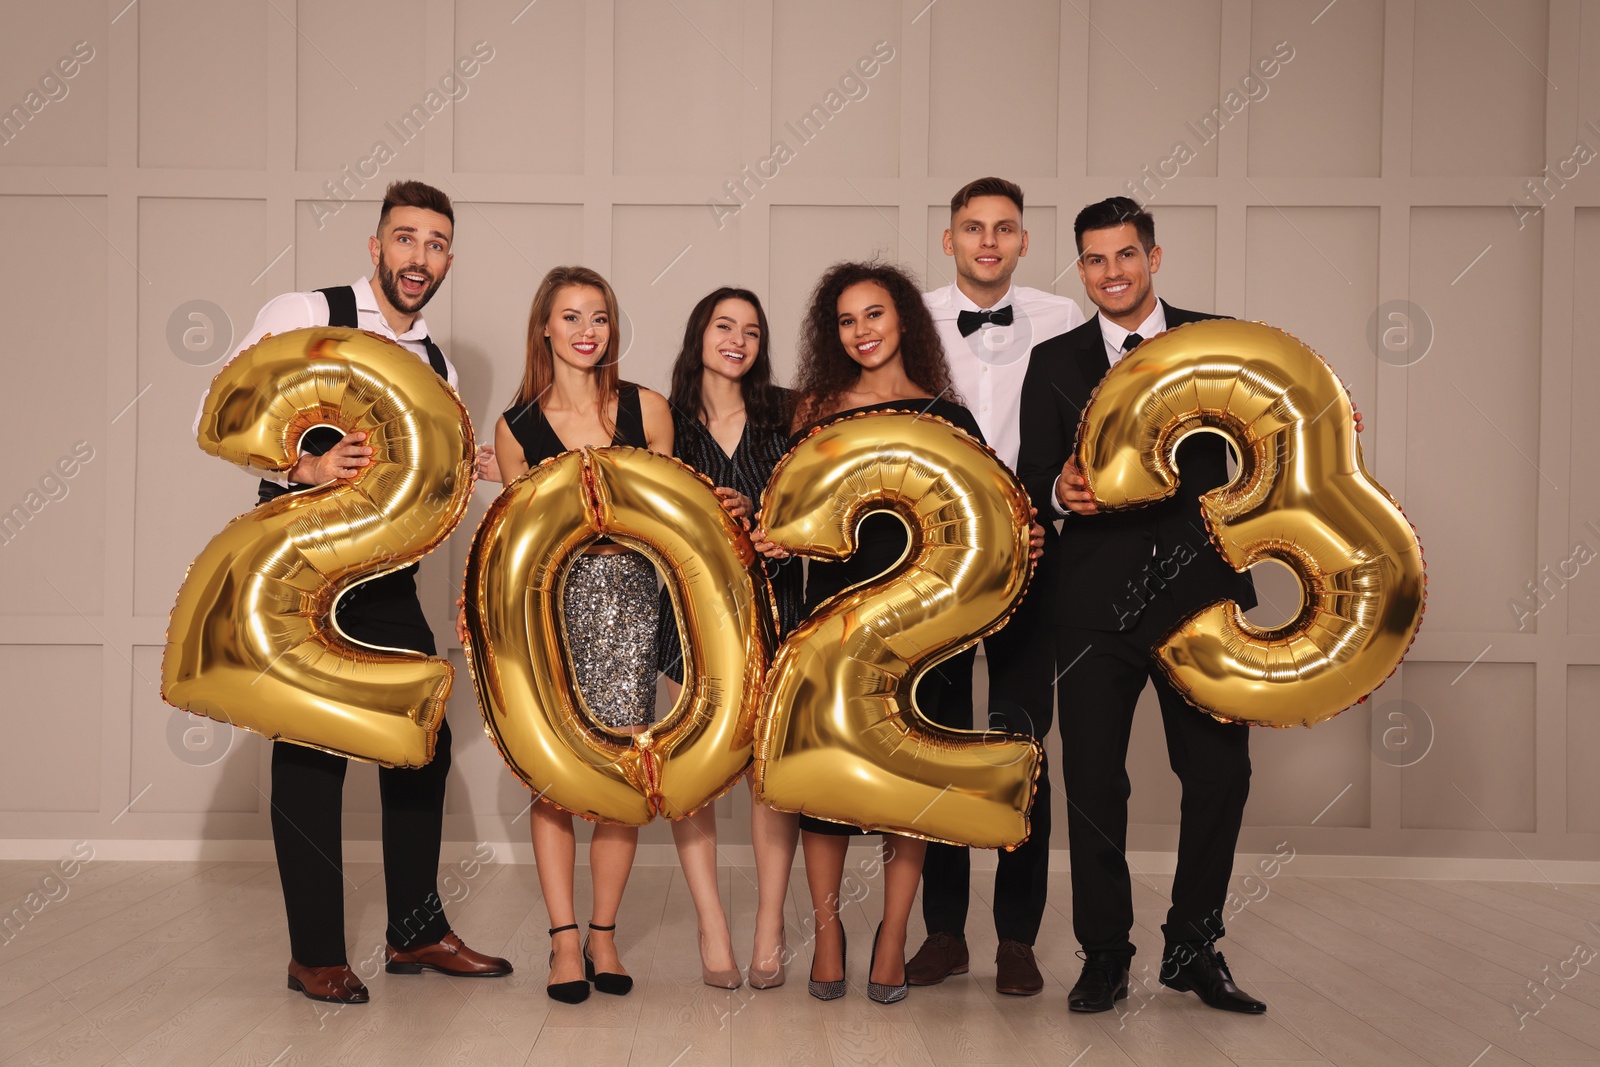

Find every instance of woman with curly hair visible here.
[755,260,994,1006]
[655,287,804,990]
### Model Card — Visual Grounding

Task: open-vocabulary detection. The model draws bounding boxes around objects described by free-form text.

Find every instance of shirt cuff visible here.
[1049,473,1074,517]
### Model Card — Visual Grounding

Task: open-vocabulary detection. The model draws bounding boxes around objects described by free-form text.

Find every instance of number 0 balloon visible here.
[464,447,774,824]
[1077,319,1426,726]
[162,327,475,767]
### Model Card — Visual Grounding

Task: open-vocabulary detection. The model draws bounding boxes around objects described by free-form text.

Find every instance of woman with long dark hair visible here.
[755,261,989,1006]
[656,287,804,990]
[492,265,673,1004]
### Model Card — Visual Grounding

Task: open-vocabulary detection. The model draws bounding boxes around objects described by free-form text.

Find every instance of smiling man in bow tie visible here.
[913,177,1085,997]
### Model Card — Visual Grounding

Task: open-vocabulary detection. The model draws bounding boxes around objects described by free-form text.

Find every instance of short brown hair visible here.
[378,180,454,232]
[949,177,1024,217]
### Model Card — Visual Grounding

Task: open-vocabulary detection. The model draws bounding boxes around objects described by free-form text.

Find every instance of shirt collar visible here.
[355,275,431,341]
[1097,297,1166,354]
[951,282,1016,315]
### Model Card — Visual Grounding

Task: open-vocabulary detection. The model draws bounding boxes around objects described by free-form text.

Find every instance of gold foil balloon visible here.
[754,412,1042,849]
[465,447,774,824]
[162,327,475,767]
[1077,318,1426,727]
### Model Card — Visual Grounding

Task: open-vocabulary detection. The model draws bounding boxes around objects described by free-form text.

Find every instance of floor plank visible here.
[0,860,1596,1065]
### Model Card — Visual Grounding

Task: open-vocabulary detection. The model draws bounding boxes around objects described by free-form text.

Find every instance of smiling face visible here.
[944,194,1028,296]
[543,284,612,369]
[1076,221,1162,330]
[836,280,903,371]
[699,297,763,384]
[369,206,453,318]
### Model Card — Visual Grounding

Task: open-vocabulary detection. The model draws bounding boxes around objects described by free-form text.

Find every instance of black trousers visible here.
[1055,594,1251,957]
[917,558,1055,946]
[268,579,453,967]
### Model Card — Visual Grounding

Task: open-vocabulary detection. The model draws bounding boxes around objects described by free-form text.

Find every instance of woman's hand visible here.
[750,527,789,561]
[474,444,501,484]
[713,486,753,525]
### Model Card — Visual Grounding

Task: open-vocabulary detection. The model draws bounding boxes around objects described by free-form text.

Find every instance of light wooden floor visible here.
[1,856,1597,1066]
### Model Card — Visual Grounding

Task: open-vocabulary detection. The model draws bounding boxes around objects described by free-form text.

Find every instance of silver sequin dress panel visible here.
[562,551,659,729]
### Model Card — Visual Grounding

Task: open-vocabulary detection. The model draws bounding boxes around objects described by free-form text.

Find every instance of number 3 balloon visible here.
[1077,319,1426,727]
[162,327,475,767]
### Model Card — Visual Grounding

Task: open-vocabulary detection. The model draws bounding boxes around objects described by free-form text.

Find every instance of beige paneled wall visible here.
[1,0,1596,872]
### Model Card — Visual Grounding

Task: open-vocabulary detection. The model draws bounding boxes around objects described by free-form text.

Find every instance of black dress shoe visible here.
[1068,950,1129,1013]
[1159,942,1267,1014]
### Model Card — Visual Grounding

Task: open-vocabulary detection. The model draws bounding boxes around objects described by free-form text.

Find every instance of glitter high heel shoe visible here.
[808,925,847,1001]
[866,923,908,1005]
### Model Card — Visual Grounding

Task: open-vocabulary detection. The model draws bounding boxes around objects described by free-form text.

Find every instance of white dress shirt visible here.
[193,276,458,482]
[1050,299,1169,516]
[924,282,1085,472]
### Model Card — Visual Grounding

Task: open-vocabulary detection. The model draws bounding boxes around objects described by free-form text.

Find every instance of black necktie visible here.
[957,305,1014,337]
[1122,332,1144,352]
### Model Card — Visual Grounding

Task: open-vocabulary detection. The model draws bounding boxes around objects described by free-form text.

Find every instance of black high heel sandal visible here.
[583,922,634,996]
[547,924,590,1004]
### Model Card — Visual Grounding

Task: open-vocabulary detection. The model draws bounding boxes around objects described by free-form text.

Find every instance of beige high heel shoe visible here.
[700,930,742,989]
[748,930,787,989]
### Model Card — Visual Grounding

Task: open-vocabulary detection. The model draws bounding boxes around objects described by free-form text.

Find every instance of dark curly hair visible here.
[666,287,791,435]
[792,260,956,429]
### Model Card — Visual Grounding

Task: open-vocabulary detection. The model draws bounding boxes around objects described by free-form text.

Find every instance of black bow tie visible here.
[957,305,1014,337]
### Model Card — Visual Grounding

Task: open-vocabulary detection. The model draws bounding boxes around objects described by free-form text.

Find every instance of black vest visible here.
[257,286,447,503]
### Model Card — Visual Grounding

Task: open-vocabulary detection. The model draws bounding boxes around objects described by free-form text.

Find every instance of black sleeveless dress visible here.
[791,397,986,837]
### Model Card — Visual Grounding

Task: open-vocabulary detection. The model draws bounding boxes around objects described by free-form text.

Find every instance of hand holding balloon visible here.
[712,486,753,524]
[750,526,788,560]
[1054,456,1099,515]
[290,430,372,484]
[474,444,500,483]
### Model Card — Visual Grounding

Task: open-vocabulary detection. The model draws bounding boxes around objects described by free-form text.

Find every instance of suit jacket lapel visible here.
[1077,313,1111,379]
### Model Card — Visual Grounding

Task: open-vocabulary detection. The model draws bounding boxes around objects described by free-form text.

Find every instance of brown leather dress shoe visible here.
[905,932,969,986]
[995,939,1044,996]
[287,960,369,1004]
[385,932,514,977]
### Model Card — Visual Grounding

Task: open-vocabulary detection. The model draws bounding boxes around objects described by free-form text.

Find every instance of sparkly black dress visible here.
[504,383,658,729]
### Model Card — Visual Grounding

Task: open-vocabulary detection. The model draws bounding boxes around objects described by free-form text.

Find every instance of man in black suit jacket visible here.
[1016,197,1267,1016]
